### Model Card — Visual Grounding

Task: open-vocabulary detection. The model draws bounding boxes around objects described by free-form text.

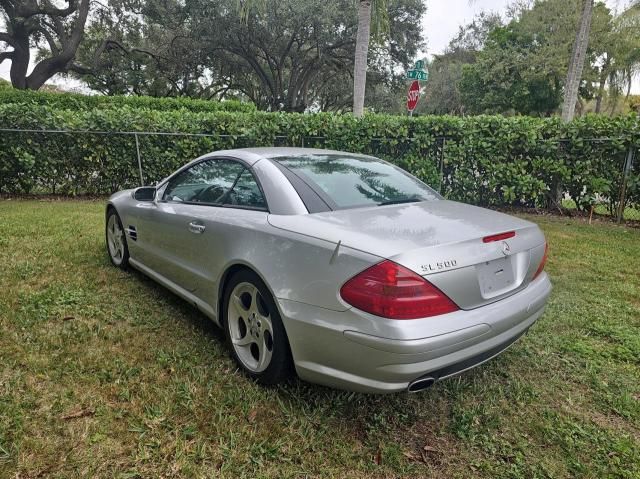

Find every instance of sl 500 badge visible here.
[420,260,458,273]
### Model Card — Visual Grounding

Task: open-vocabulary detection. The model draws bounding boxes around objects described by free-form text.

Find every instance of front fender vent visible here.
[126,226,137,241]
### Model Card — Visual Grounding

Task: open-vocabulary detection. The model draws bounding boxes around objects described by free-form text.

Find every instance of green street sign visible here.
[406,69,428,81]
[414,60,425,70]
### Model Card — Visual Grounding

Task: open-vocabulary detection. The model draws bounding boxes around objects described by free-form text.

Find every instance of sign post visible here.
[405,60,428,116]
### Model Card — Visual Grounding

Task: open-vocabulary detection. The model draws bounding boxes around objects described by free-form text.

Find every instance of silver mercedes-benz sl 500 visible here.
[106,147,551,393]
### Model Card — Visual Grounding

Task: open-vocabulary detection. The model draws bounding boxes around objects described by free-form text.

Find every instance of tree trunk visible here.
[594,93,602,114]
[353,0,372,118]
[594,58,609,114]
[624,70,632,101]
[4,0,90,90]
[561,0,593,122]
[9,30,30,89]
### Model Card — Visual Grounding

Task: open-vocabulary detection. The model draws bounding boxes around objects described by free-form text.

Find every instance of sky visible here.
[422,0,631,55]
[1,0,638,93]
[423,0,514,56]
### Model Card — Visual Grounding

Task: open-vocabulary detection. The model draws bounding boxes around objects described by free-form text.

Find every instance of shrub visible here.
[0,99,638,213]
[0,88,255,113]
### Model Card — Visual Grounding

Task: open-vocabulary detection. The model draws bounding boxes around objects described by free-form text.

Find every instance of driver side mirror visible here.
[133,186,157,202]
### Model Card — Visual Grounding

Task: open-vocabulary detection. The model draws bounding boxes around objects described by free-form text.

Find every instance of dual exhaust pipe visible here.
[407,376,436,393]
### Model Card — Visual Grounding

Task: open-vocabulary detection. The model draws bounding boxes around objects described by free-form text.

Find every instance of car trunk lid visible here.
[268,200,546,309]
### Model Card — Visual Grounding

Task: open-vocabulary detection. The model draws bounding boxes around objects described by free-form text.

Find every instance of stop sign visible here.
[407,80,420,112]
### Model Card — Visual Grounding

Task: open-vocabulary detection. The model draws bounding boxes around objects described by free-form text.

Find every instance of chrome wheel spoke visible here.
[259,313,273,336]
[251,290,259,314]
[230,293,246,315]
[232,333,254,347]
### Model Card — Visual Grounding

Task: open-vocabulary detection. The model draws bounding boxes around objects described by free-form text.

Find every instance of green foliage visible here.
[418,12,502,116]
[71,0,424,112]
[459,22,565,116]
[0,100,638,214]
[453,0,637,117]
[0,88,256,113]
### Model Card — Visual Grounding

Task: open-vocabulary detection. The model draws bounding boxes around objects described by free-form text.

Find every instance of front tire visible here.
[106,209,129,269]
[223,270,293,385]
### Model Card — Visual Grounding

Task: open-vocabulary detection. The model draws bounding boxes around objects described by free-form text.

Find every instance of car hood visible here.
[268,200,538,258]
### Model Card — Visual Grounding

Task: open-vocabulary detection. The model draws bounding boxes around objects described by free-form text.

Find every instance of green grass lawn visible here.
[1,199,638,478]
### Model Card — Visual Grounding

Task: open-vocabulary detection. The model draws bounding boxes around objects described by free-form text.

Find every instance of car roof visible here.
[161,147,372,185]
[206,147,373,164]
[160,147,384,215]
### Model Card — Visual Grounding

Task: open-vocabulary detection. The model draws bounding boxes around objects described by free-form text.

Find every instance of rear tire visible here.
[223,270,293,385]
[106,209,129,269]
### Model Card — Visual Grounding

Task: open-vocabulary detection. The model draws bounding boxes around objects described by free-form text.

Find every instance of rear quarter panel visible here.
[205,214,380,318]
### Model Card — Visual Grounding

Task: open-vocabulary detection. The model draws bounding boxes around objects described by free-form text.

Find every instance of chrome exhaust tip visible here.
[407,376,436,393]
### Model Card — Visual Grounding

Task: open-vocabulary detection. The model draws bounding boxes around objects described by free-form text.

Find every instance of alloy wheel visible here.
[106,214,125,265]
[227,282,274,373]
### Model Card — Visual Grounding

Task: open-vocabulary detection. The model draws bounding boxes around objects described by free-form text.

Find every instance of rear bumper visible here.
[278,273,552,393]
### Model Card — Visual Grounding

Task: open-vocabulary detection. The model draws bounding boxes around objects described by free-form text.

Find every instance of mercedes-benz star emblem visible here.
[501,241,511,256]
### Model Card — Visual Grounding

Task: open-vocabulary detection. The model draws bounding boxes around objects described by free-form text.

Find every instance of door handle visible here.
[188,222,206,234]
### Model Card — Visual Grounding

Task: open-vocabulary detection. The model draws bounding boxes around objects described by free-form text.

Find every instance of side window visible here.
[162,159,267,210]
[225,169,267,209]
[162,159,245,204]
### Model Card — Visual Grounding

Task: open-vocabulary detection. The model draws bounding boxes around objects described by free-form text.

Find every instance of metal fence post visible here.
[617,145,635,224]
[134,133,144,186]
[439,137,446,195]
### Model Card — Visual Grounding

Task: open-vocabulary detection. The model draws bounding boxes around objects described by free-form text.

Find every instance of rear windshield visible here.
[276,154,440,210]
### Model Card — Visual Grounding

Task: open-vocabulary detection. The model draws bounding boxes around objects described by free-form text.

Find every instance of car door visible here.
[142,157,269,300]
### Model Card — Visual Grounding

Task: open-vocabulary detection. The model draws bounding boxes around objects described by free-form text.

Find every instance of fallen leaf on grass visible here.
[420,444,442,463]
[62,316,75,321]
[403,451,420,461]
[247,409,258,423]
[374,448,382,465]
[61,408,95,420]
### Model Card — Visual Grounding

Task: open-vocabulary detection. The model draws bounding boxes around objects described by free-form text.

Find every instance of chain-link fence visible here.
[551,137,637,222]
[0,128,638,223]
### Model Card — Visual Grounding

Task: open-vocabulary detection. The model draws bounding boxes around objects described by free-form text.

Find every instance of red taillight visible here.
[483,231,516,243]
[533,243,548,279]
[339,260,459,320]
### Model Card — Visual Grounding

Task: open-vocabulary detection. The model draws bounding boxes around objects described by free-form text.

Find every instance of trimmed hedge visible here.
[0,88,256,113]
[0,101,638,213]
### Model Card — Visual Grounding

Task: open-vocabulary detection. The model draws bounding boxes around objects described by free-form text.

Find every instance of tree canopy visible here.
[1,0,638,117]
[70,0,424,111]
[421,0,640,117]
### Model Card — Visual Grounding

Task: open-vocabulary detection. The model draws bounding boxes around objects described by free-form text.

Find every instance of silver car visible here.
[106,148,551,393]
